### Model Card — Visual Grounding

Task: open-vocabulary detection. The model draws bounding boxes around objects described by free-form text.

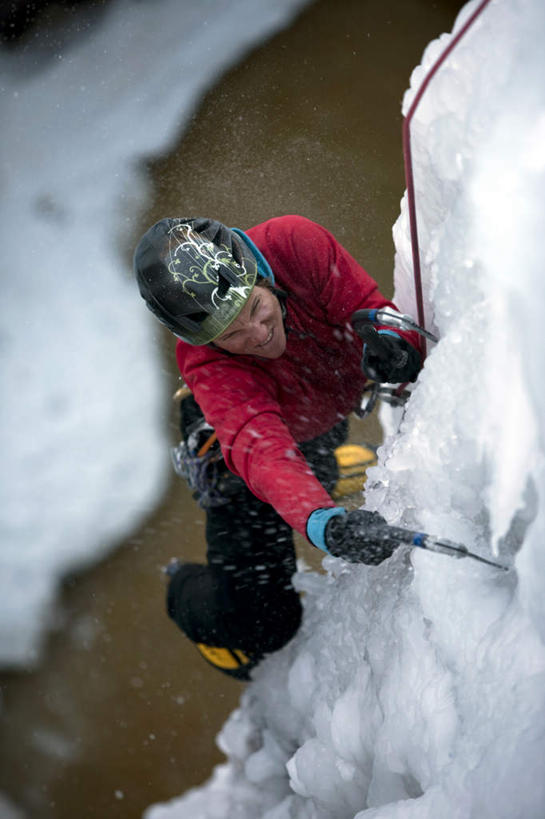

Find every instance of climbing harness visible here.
[170,418,238,508]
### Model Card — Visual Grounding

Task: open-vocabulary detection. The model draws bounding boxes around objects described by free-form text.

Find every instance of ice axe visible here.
[327,515,510,571]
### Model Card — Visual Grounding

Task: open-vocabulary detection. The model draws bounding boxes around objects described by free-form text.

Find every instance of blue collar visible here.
[231,227,275,283]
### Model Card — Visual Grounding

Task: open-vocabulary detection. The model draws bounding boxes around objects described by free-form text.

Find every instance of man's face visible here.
[214,286,286,359]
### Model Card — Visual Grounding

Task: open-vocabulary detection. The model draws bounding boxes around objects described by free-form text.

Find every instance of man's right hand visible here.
[325,509,399,564]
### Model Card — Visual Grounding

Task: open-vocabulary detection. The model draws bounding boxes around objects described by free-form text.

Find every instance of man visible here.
[134,215,421,678]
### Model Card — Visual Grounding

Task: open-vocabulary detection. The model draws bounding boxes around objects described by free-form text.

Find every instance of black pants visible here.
[167,395,347,672]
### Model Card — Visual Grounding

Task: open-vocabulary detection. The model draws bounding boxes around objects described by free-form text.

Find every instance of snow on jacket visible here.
[176,215,419,538]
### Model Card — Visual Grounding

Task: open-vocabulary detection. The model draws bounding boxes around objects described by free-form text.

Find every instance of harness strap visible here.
[198,431,218,457]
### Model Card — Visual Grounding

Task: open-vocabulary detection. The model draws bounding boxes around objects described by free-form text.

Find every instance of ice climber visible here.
[134,215,422,679]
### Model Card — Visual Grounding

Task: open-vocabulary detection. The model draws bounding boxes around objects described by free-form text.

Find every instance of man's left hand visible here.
[360,327,421,383]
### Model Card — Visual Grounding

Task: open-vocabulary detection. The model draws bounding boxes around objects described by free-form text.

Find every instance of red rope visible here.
[402,0,494,357]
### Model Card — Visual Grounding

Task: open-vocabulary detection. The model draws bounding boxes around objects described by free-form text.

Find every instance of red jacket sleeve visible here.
[179,348,336,537]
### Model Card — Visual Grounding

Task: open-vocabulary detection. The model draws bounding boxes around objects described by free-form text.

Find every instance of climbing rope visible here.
[402,0,494,357]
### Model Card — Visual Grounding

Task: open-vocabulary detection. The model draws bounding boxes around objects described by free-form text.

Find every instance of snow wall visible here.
[145,1,545,817]
[0,0,313,669]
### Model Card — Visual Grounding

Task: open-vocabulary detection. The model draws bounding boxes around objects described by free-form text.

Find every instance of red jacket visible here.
[176,216,417,537]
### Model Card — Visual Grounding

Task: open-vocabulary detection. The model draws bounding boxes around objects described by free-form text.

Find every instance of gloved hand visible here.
[360,327,421,383]
[306,507,399,564]
[324,509,398,564]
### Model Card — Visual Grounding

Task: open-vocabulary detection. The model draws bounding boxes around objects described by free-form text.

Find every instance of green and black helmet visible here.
[133,217,259,345]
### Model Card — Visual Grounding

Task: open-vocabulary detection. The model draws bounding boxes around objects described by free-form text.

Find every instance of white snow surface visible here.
[0,0,313,668]
[145,1,545,817]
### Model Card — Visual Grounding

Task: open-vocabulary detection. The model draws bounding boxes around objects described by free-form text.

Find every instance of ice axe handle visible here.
[351,308,439,343]
[351,309,379,338]
[411,532,509,570]
[375,525,509,570]
[412,533,467,558]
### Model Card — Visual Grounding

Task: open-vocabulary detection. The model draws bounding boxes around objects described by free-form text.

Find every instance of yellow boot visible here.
[332,443,378,500]
[194,643,258,680]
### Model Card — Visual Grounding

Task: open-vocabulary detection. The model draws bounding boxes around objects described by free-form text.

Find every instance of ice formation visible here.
[145,1,545,817]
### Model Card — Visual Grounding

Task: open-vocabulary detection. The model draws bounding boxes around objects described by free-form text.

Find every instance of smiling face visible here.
[214,283,287,359]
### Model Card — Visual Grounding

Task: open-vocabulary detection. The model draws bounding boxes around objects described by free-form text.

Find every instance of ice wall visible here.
[0,0,313,668]
[145,1,545,817]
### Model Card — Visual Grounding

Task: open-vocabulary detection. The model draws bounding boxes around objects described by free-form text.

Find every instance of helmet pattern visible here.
[166,222,253,310]
[134,217,258,345]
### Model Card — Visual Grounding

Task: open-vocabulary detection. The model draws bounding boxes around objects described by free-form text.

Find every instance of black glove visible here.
[360,327,421,383]
[325,509,399,564]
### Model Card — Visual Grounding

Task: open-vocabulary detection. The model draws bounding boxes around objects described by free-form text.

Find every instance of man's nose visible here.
[249,318,269,345]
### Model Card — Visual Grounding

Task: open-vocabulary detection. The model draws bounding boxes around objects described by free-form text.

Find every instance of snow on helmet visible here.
[133,217,258,345]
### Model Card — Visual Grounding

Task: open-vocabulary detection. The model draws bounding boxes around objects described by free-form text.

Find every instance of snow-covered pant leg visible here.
[167,486,302,657]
